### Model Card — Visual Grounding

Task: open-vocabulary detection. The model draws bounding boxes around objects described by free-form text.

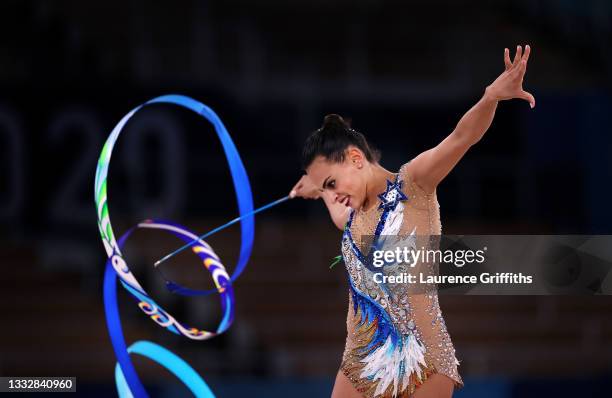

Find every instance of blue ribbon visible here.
[98,95,256,397]
[147,95,255,291]
[105,228,214,398]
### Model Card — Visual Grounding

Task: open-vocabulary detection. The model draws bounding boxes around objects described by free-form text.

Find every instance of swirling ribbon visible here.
[95,95,255,397]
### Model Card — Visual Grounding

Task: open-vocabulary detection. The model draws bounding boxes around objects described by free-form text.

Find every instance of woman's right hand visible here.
[289,175,321,199]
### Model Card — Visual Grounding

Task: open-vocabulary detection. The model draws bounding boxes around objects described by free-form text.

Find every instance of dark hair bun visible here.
[302,113,380,168]
[322,114,347,128]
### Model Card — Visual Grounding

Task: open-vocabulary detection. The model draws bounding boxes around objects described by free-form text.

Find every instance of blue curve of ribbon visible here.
[148,95,255,292]
[114,341,215,398]
[100,95,255,397]
[105,229,214,398]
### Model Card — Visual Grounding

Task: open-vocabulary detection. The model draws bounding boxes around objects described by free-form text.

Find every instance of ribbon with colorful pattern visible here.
[95,95,255,397]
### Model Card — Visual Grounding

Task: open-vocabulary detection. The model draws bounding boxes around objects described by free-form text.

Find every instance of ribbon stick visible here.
[154,195,290,268]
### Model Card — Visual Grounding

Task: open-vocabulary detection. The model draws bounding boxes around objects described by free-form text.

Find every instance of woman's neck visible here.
[361,164,395,212]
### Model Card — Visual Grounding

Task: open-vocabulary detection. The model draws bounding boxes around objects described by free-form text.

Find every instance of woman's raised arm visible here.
[409,45,535,194]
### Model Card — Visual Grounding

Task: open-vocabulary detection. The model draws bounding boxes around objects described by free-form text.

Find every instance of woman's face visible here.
[306,148,368,210]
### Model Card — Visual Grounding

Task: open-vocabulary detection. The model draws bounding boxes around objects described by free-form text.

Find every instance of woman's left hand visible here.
[486,44,535,108]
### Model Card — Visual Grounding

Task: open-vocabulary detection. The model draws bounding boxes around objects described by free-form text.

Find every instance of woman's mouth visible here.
[341,196,351,207]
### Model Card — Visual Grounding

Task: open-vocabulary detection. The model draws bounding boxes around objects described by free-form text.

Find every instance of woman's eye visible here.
[327,180,336,189]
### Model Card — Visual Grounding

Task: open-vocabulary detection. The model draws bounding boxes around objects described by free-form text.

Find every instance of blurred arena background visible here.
[1,1,611,397]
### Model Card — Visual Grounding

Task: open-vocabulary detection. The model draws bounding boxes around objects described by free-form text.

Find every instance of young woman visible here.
[290,45,534,397]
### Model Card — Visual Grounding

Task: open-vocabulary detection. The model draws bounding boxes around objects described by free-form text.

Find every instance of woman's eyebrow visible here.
[322,176,331,189]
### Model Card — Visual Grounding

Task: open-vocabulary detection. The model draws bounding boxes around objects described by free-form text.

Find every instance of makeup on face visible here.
[320,176,350,207]
[308,156,366,209]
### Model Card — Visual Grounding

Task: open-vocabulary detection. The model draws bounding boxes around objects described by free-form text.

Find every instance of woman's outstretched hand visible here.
[289,174,321,199]
[486,44,535,109]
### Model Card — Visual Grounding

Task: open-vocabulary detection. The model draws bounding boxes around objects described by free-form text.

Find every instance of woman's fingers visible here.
[522,44,531,64]
[496,45,534,107]
[290,175,322,199]
[291,180,303,192]
[504,48,512,71]
[512,45,522,68]
[519,46,532,108]
[503,44,531,71]
[290,177,305,198]
[520,90,536,109]
[513,59,527,78]
[504,48,511,70]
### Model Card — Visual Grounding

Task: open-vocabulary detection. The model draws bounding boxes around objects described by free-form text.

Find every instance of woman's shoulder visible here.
[398,160,416,186]
[399,159,435,198]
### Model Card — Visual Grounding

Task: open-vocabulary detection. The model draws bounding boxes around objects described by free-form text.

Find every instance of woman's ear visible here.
[347,147,364,168]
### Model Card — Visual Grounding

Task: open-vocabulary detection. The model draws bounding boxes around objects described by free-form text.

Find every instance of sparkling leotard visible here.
[339,161,463,397]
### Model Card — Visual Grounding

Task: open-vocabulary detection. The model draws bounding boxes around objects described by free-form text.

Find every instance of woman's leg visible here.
[412,373,454,398]
[331,370,363,398]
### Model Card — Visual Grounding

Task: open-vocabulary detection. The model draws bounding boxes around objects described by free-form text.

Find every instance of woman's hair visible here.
[301,114,381,169]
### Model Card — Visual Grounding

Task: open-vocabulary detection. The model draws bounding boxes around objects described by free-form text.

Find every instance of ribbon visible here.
[95,95,255,397]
